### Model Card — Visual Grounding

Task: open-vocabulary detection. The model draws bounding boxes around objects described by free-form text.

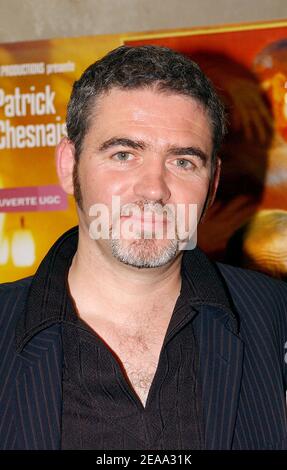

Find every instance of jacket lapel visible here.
[12,234,244,449]
[194,304,244,449]
[14,308,243,450]
[14,325,62,450]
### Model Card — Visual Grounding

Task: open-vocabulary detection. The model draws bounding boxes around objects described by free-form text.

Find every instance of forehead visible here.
[87,87,213,152]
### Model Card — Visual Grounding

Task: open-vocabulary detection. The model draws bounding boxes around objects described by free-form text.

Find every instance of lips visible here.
[120,214,169,223]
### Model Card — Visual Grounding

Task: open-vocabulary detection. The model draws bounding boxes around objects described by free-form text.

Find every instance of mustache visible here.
[120,201,174,219]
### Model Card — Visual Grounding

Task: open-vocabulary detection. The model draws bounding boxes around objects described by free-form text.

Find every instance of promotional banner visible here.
[126,21,287,279]
[1,20,287,281]
[0,35,121,281]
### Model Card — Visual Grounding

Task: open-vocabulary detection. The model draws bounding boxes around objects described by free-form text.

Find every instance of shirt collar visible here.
[16,226,238,352]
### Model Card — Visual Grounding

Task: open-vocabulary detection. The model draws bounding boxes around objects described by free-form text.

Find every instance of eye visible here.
[112,152,133,162]
[174,158,195,170]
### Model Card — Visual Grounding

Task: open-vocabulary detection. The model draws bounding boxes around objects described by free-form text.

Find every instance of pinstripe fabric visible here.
[216,264,287,449]
[0,278,62,449]
[14,327,62,449]
[193,304,244,449]
[0,241,287,448]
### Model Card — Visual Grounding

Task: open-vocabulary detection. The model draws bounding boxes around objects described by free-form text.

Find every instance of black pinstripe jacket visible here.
[1,227,287,449]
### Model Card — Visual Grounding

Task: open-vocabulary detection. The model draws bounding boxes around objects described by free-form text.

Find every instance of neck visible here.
[68,225,183,327]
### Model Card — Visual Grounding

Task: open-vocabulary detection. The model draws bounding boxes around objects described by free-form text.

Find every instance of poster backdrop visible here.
[1,20,287,282]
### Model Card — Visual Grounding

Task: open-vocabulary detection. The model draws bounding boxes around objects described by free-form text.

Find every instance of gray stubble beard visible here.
[109,236,179,269]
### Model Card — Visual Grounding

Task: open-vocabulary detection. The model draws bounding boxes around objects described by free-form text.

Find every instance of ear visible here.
[200,157,221,223]
[56,137,76,195]
[207,156,221,208]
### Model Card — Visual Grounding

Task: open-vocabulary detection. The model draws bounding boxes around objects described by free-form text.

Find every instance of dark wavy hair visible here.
[66,44,226,167]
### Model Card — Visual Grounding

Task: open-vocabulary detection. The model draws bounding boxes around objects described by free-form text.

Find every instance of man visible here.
[1,45,287,450]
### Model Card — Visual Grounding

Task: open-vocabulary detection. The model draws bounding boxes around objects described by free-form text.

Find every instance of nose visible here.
[133,161,171,203]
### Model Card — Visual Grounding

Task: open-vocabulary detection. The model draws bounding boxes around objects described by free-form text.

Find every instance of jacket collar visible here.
[16,226,238,352]
[181,245,239,332]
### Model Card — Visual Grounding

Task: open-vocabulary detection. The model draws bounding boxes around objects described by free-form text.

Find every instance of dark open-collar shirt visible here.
[15,227,237,450]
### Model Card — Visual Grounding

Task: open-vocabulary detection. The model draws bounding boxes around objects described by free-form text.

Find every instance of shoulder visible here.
[0,276,33,324]
[216,263,287,329]
[0,276,33,290]
[217,262,287,300]
[0,276,33,298]
[215,264,287,386]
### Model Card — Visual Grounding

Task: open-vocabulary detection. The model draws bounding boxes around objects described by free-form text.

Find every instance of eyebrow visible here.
[98,137,146,152]
[166,146,208,164]
[98,137,208,164]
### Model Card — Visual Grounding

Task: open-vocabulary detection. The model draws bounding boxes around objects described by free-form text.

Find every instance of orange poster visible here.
[126,21,287,278]
[0,35,121,282]
[1,20,287,281]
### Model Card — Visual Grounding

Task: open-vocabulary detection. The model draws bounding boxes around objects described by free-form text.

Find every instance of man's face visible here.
[69,87,217,268]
